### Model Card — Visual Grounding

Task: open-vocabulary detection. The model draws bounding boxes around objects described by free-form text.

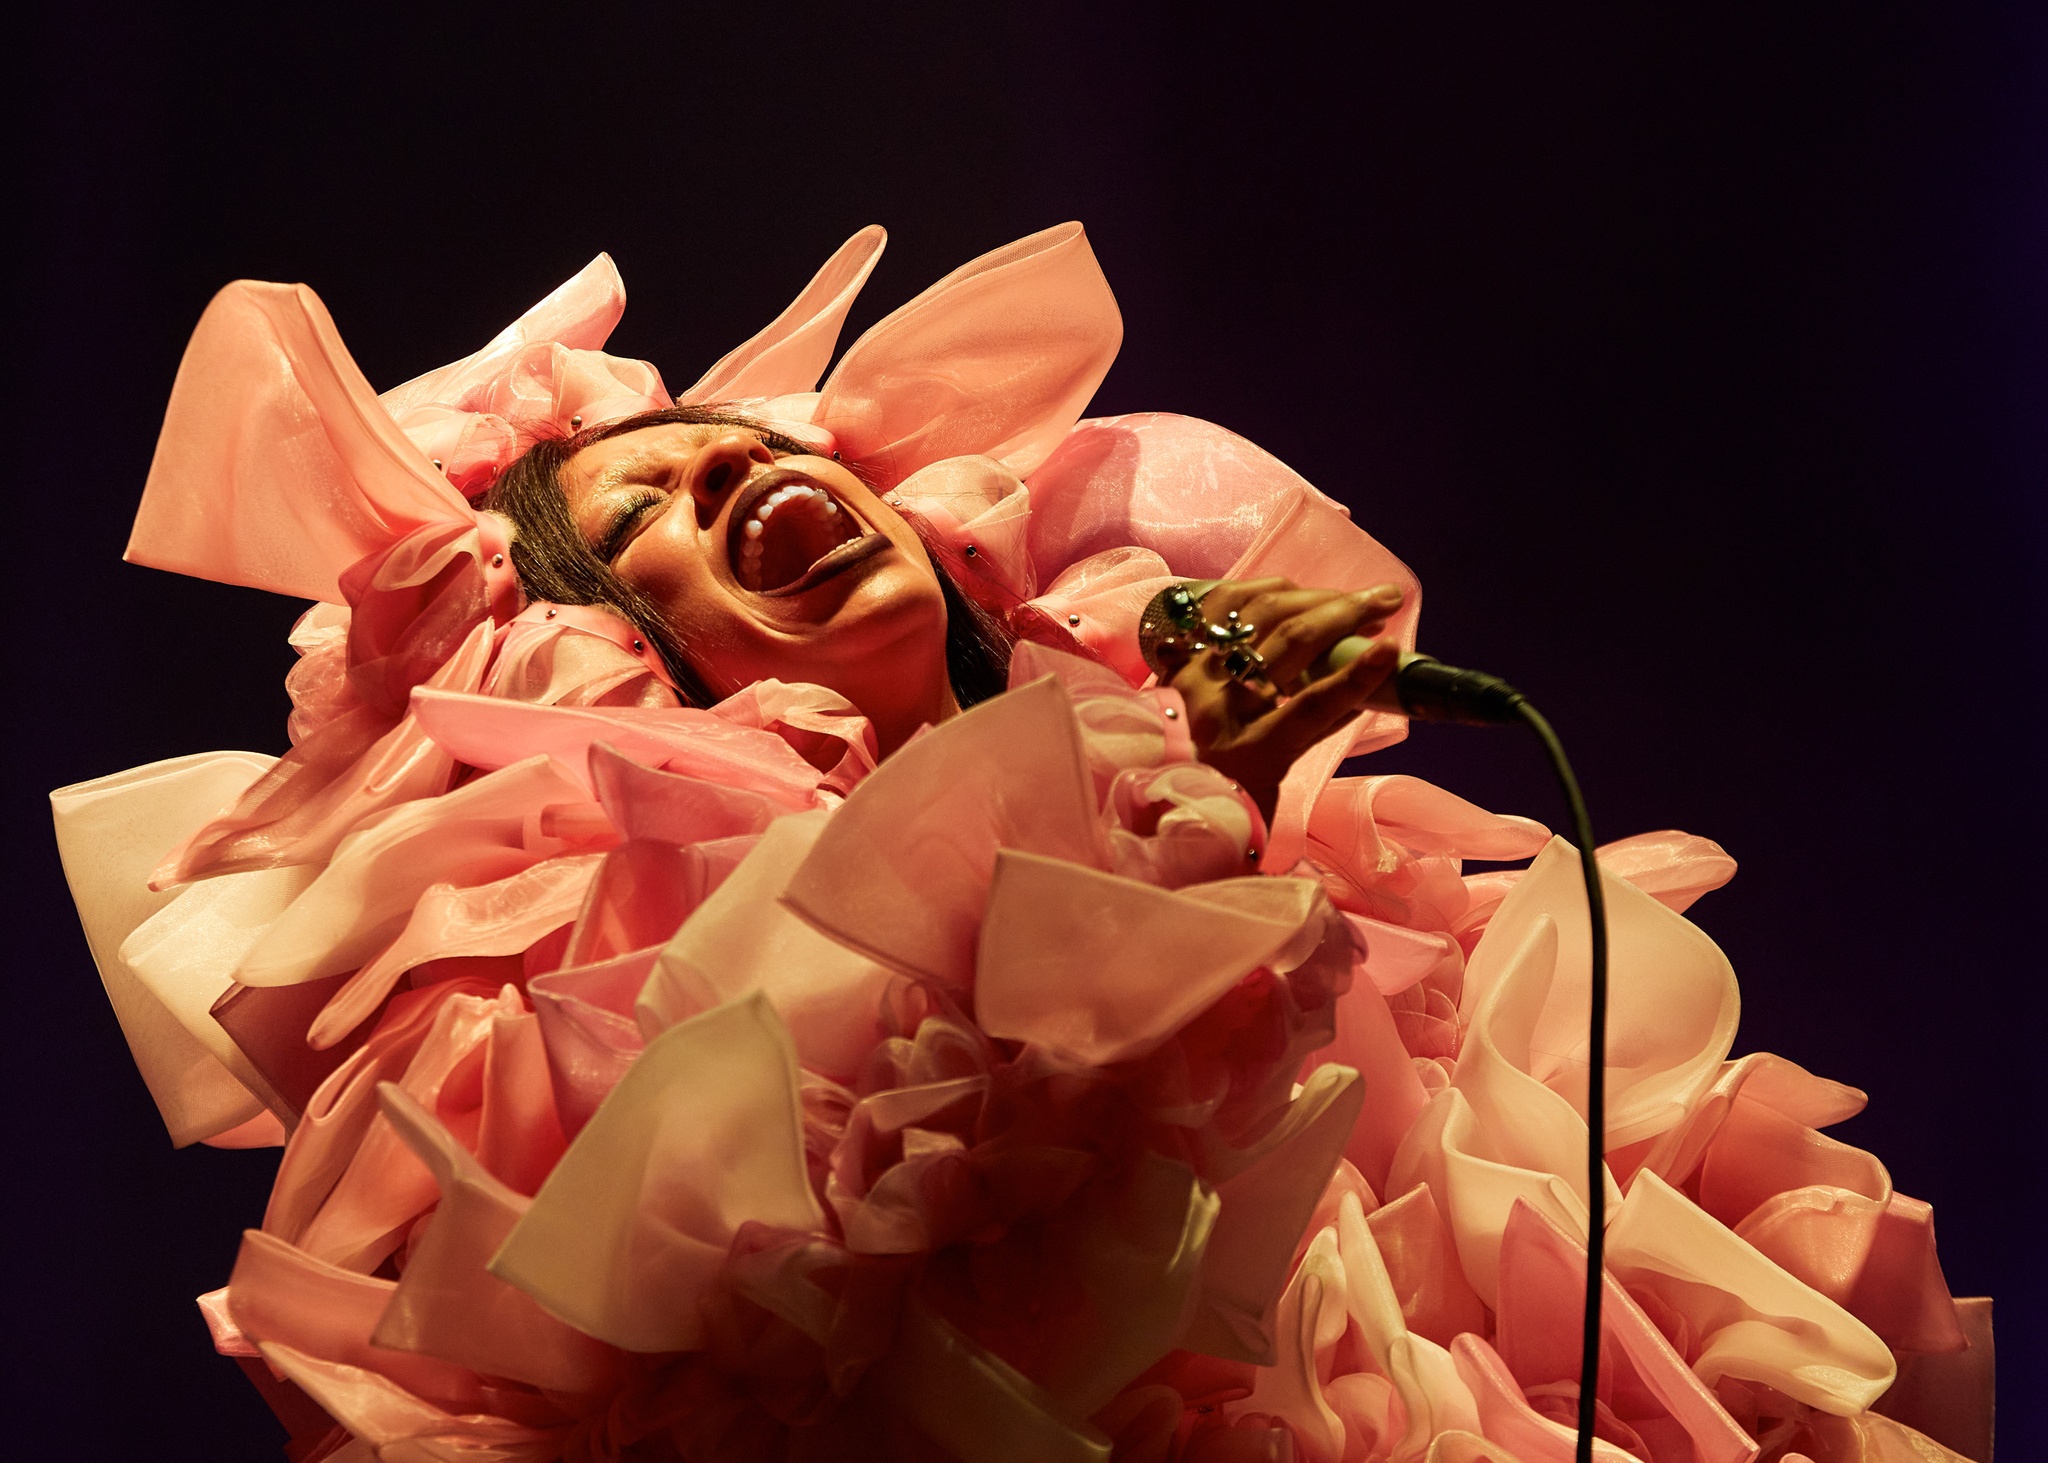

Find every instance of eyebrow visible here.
[587,449,673,503]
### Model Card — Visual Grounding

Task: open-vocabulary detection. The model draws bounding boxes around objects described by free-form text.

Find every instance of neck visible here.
[861,658,960,760]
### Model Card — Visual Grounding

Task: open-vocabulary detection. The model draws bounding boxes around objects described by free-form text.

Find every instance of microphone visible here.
[1322,642,1527,726]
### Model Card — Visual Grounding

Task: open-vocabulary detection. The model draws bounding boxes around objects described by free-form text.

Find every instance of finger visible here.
[1231,588,1349,631]
[1151,629,1197,678]
[1225,669,1281,722]
[1254,585,1407,688]
[1191,577,1298,624]
[1170,642,1282,741]
[1245,637,1401,759]
[1168,649,1243,747]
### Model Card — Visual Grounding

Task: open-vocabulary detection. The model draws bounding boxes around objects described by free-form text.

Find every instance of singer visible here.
[53,224,1989,1462]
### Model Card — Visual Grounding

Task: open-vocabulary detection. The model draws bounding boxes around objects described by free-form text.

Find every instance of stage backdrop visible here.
[14,3,2043,1457]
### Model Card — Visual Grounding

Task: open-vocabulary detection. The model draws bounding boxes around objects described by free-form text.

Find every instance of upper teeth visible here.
[738,483,846,588]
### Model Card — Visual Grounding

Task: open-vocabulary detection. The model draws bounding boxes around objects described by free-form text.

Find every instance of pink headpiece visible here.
[126,222,1122,605]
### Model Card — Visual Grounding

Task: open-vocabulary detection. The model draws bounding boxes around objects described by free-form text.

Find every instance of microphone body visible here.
[1322,642,1527,725]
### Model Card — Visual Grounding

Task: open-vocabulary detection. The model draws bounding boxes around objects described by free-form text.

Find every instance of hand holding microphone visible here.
[1140,577,1522,716]
[1136,575,1524,818]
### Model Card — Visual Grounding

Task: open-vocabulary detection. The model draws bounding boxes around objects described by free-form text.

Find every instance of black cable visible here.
[1513,699,1610,1462]
[1384,656,1612,1457]
[1149,618,1617,1457]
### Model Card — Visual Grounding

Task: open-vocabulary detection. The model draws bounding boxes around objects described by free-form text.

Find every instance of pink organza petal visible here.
[866,1297,1117,1463]
[201,1109,289,1149]
[226,1229,484,1411]
[264,981,493,1247]
[1462,837,1740,1148]
[782,676,1109,987]
[1494,1200,1759,1463]
[637,813,898,1084]
[1107,763,1263,891]
[1316,979,1429,1195]
[1309,776,1551,879]
[1025,546,1179,684]
[976,853,1325,1066]
[1343,913,1463,997]
[258,1341,561,1460]
[489,992,823,1352]
[198,1284,258,1356]
[560,840,717,969]
[308,853,603,1051]
[1604,1170,1895,1415]
[1364,1184,1488,1349]
[1452,869,1524,955]
[1383,907,1634,1307]
[1182,1067,1364,1364]
[231,756,604,988]
[158,619,492,887]
[372,1085,621,1395]
[50,750,282,1145]
[1385,1086,1590,1308]
[708,678,878,791]
[1871,1296,1994,1462]
[412,687,822,804]
[468,1009,569,1197]
[1449,1332,1643,1463]
[1697,1094,1891,1227]
[1626,1051,1871,1193]
[291,985,529,1273]
[1595,830,1738,913]
[587,743,806,846]
[817,223,1122,482]
[1326,1191,1488,1453]
[1777,1410,1979,1462]
[379,253,629,421]
[680,226,887,404]
[892,456,1038,602]
[1223,1230,1348,1462]
[526,946,657,1139]
[118,860,316,1120]
[128,280,472,604]
[484,613,679,708]
[1736,1187,1968,1355]
[1009,1152,1221,1421]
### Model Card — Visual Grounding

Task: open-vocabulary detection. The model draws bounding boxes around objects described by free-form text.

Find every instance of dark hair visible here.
[477,404,1013,709]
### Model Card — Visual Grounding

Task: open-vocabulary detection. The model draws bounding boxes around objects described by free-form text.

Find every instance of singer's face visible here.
[555,422,957,738]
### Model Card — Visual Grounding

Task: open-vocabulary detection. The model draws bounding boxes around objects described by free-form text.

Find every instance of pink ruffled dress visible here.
[51,225,1992,1463]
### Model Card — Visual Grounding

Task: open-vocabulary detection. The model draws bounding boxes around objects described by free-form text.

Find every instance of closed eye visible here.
[595,490,666,562]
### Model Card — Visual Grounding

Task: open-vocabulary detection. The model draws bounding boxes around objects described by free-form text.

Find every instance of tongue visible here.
[752,495,856,591]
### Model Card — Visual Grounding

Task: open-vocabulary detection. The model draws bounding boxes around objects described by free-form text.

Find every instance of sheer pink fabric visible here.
[50,227,1987,1463]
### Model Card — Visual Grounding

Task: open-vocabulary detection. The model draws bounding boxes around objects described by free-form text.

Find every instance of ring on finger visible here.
[1200,604,1271,685]
[1138,581,1276,687]
[1139,581,1218,674]
[1216,640,1270,685]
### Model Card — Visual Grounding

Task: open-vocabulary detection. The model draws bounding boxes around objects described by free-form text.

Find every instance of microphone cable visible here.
[1136,595,1614,1458]
[1391,662,1610,1463]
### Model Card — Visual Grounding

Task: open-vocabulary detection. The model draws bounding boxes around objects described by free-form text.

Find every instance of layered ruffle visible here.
[53,227,1987,1463]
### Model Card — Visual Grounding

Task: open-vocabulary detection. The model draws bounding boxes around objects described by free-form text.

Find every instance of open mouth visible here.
[726,470,887,597]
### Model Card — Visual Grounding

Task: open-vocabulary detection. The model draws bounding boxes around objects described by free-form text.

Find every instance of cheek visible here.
[617,531,746,648]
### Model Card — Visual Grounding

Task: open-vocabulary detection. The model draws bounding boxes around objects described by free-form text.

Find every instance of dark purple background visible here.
[14,3,2043,1456]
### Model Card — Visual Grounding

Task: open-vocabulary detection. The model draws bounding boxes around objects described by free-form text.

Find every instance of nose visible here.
[688,430,776,527]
